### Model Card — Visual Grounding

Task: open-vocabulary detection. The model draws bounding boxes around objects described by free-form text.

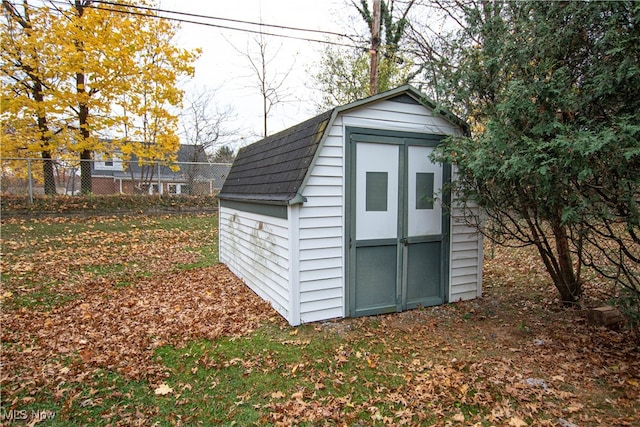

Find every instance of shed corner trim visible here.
[288,193,307,206]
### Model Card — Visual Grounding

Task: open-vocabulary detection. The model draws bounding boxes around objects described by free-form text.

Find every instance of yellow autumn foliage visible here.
[1,0,199,191]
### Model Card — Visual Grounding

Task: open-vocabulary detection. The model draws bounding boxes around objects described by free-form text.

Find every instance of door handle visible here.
[401,238,408,246]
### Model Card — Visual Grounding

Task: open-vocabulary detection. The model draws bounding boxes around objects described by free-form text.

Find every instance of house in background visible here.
[92,144,231,195]
[218,85,483,326]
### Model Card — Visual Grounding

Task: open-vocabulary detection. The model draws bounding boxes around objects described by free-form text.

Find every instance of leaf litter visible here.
[2,263,274,380]
[1,215,639,425]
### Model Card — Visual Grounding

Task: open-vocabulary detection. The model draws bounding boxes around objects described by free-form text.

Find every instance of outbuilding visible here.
[218,85,482,326]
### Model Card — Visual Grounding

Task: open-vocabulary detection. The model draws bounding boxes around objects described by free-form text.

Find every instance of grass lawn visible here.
[1,213,638,426]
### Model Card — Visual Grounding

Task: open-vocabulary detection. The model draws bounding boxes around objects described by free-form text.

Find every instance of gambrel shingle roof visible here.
[219,109,333,204]
[218,85,468,205]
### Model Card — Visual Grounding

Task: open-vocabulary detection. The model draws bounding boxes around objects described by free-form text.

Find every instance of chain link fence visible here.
[1,158,232,202]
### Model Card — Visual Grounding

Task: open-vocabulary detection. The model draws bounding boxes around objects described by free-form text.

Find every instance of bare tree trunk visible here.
[78,74,93,194]
[41,150,56,195]
[74,1,93,194]
[551,218,581,304]
[32,77,56,195]
[521,207,582,305]
[79,149,92,194]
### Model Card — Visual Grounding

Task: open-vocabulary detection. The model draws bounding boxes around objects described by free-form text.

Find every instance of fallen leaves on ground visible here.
[1,215,211,307]
[1,216,639,426]
[1,264,275,389]
[262,245,639,426]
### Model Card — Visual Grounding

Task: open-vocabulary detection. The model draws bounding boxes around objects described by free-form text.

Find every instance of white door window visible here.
[355,142,399,241]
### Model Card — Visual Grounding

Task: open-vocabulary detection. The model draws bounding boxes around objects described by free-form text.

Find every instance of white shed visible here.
[218,85,482,326]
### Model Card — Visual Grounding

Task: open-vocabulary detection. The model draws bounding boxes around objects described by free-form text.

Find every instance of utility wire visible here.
[37,0,430,58]
[41,0,367,49]
[92,0,356,40]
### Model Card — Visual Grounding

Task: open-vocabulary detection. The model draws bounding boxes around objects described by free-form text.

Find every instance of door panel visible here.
[348,130,448,318]
[355,143,399,240]
[404,145,445,308]
[405,241,442,308]
[355,245,398,316]
[353,142,400,315]
[407,145,442,236]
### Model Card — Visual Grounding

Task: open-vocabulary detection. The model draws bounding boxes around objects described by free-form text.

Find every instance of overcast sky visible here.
[160,0,363,149]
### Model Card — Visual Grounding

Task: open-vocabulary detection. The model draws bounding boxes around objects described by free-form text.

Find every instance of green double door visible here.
[346,129,450,317]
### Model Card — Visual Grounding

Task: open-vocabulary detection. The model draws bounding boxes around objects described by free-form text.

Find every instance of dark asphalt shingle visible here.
[219,109,333,204]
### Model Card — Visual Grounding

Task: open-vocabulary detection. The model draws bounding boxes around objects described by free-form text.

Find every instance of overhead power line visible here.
[41,0,366,49]
[92,0,355,40]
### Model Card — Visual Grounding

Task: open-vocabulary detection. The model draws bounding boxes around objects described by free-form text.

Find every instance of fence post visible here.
[27,158,34,204]
[157,161,162,195]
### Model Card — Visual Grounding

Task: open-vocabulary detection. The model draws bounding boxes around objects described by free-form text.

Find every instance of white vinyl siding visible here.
[297,128,345,324]
[449,200,483,302]
[341,100,464,136]
[295,100,475,324]
[219,207,291,321]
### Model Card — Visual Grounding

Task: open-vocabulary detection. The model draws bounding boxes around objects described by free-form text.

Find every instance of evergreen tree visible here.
[432,1,640,306]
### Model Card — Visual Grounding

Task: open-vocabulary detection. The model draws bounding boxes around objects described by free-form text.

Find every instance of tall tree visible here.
[233,31,295,138]
[178,89,236,194]
[1,1,63,194]
[430,1,640,306]
[114,11,198,192]
[402,0,457,104]
[1,0,198,194]
[48,0,138,193]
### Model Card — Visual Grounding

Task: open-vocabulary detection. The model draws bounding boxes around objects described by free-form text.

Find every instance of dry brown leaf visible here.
[508,416,528,427]
[452,412,465,422]
[3,216,640,426]
[567,403,584,413]
[154,383,173,395]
